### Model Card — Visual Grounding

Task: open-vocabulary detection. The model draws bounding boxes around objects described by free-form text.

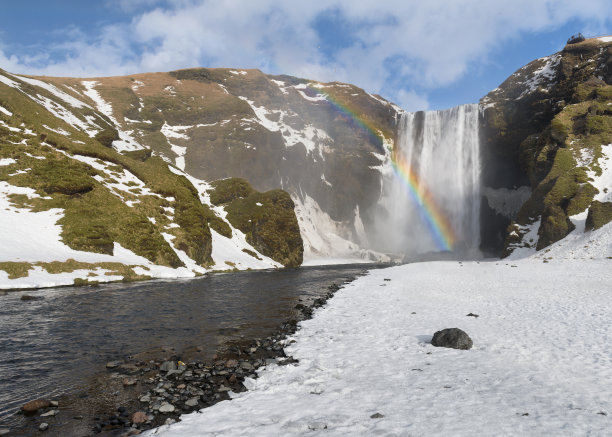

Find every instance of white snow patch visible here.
[517,54,561,99]
[16,76,90,109]
[0,104,13,116]
[587,143,612,202]
[0,158,17,166]
[161,122,191,140]
[148,259,612,437]
[598,36,612,42]
[506,218,541,259]
[82,81,144,151]
[292,193,391,263]
[210,229,280,271]
[42,124,71,136]
[271,79,289,94]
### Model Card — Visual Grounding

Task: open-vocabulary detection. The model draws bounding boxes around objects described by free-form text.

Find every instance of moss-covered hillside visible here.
[209,178,303,267]
[0,68,303,288]
[30,68,400,262]
[479,37,612,257]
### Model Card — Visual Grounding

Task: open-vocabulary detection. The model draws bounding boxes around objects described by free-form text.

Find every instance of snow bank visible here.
[147,259,612,436]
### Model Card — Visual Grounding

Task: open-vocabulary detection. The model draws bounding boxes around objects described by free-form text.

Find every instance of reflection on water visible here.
[0,264,376,427]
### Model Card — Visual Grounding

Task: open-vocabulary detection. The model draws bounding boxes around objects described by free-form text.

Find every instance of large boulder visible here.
[431,328,473,350]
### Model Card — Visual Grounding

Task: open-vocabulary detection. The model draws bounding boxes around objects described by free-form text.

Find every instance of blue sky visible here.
[1,0,611,111]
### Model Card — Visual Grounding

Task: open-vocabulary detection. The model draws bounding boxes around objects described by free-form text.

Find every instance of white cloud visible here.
[1,0,611,110]
[396,89,430,112]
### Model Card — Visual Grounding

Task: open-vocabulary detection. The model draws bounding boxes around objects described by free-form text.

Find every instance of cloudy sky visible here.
[1,0,611,110]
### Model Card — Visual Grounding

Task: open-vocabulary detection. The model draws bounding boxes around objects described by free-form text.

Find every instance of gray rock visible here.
[0,429,11,436]
[431,328,473,350]
[139,394,151,403]
[159,361,177,372]
[158,402,175,413]
[241,362,254,370]
[40,409,58,417]
[106,361,120,369]
[370,413,385,419]
[185,397,199,407]
[39,423,49,431]
[49,400,59,407]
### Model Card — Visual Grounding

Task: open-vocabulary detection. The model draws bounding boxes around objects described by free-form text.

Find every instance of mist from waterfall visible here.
[375,104,481,260]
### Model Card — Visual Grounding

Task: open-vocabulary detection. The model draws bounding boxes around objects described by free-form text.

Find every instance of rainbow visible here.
[308,83,456,251]
[390,153,456,251]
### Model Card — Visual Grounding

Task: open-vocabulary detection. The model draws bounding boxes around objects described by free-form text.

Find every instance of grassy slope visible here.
[1,67,306,283]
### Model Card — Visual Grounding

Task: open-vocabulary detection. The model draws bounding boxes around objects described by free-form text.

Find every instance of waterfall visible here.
[376,104,481,258]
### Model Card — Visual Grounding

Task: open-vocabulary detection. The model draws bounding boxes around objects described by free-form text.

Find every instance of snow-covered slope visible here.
[146,258,612,436]
[1,69,293,289]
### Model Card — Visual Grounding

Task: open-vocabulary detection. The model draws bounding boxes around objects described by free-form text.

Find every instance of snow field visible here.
[147,259,612,436]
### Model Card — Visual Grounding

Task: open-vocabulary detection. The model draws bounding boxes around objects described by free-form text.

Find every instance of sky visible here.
[0,0,611,111]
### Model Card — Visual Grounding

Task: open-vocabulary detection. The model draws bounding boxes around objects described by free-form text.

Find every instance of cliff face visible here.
[479,37,612,257]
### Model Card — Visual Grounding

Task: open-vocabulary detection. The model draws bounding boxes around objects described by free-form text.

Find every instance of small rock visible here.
[228,374,237,384]
[241,362,253,370]
[21,399,50,413]
[0,429,10,436]
[130,411,148,424]
[122,378,137,387]
[431,328,473,350]
[138,394,151,403]
[73,415,84,420]
[225,359,238,368]
[40,409,58,417]
[106,361,120,369]
[370,413,385,419]
[20,295,43,301]
[158,403,175,414]
[466,313,479,318]
[176,384,186,390]
[164,418,176,426]
[159,361,177,372]
[185,397,199,407]
[308,422,327,431]
[49,400,59,407]
[39,423,49,431]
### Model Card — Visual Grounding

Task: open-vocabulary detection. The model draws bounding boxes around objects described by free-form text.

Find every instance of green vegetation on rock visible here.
[209,178,303,267]
[482,38,612,255]
[585,200,612,231]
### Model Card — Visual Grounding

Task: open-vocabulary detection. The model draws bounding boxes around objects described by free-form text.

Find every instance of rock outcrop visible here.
[480,37,612,256]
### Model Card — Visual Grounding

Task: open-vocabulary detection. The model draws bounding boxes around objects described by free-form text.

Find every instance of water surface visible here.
[0,264,377,427]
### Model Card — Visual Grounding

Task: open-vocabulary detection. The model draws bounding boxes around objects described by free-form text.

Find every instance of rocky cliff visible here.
[480,36,612,257]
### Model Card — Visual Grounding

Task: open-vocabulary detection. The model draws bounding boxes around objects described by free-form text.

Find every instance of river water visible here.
[0,264,377,429]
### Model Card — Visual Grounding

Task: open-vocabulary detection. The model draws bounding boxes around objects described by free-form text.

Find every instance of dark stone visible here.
[466,313,479,318]
[20,295,44,301]
[431,328,473,350]
[370,413,384,419]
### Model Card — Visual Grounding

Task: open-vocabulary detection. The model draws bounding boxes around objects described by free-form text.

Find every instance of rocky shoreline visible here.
[6,277,359,437]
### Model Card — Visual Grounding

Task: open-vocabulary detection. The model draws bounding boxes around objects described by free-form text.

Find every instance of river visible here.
[0,264,379,432]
